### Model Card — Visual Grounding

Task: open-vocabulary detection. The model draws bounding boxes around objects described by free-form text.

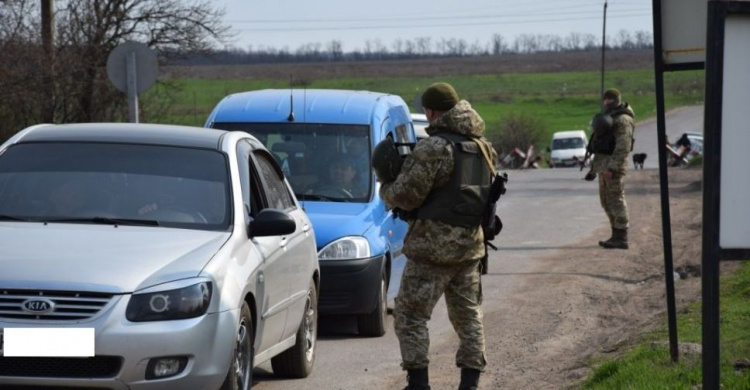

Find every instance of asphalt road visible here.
[252,168,605,390]
[632,105,704,169]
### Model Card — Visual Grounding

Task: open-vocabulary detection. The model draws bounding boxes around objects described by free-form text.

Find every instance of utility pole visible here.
[41,0,55,123]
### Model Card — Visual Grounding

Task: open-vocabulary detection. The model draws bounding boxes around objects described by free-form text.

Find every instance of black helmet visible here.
[590,113,614,134]
[372,138,404,183]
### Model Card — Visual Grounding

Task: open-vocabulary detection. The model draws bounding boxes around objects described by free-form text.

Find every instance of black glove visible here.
[584,172,597,181]
[392,208,416,222]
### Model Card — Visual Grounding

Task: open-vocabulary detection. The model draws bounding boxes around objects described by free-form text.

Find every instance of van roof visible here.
[552,130,587,139]
[209,89,398,125]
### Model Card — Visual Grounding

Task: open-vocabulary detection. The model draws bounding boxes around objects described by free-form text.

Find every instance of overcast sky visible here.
[215,0,653,51]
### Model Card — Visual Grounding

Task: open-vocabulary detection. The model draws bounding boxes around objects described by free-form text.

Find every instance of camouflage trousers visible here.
[394,259,487,371]
[599,175,629,229]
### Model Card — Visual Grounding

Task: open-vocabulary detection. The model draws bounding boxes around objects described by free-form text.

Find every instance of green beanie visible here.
[421,82,459,112]
[603,88,621,101]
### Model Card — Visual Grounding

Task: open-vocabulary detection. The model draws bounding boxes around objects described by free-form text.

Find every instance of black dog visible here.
[632,153,647,170]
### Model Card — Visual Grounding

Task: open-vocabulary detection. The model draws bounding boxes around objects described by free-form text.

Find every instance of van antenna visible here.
[287,75,295,122]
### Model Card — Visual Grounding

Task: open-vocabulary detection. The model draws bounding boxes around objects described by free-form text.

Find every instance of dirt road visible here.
[252,129,704,390]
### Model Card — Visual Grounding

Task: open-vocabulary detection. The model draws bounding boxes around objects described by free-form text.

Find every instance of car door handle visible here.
[303,223,310,232]
[280,237,288,247]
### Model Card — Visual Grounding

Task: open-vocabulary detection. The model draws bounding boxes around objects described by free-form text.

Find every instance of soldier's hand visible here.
[584,172,597,181]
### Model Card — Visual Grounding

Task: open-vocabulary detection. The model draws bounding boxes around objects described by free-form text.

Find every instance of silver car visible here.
[0,123,319,389]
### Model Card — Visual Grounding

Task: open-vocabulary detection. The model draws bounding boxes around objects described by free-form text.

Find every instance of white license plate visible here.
[3,328,94,357]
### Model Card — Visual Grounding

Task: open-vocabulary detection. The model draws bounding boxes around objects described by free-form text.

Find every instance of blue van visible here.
[206,89,414,337]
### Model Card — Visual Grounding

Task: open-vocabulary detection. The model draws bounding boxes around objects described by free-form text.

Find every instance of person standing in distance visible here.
[378,82,496,390]
[588,88,635,249]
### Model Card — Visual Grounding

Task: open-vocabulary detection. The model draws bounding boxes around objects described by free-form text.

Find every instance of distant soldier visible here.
[375,82,496,390]
[586,88,635,249]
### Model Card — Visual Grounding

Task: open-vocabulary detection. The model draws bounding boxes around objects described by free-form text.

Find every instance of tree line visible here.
[179,30,653,65]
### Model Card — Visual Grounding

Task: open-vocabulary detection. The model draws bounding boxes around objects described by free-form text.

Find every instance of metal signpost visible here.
[702,2,750,387]
[106,41,158,123]
[650,0,709,364]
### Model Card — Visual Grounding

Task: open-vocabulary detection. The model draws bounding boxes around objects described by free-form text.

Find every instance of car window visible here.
[0,142,231,231]
[552,137,585,150]
[253,151,295,210]
[236,140,253,217]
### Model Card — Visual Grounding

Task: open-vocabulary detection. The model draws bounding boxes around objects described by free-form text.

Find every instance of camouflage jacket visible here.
[380,100,497,265]
[593,103,635,176]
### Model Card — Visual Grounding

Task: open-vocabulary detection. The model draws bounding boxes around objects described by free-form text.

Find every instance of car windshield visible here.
[552,137,585,150]
[0,142,231,230]
[214,122,371,202]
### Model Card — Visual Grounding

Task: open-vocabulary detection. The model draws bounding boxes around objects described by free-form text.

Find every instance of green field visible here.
[583,263,750,389]
[150,68,704,148]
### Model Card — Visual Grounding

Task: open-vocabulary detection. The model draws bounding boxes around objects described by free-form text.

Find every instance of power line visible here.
[228,5,648,24]
[236,12,650,32]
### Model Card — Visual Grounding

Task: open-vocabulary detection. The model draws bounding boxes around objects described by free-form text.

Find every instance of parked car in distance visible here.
[411,112,429,141]
[550,130,589,168]
[0,123,319,390]
[206,89,415,337]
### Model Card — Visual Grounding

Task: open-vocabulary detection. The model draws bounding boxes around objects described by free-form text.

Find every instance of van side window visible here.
[253,151,295,210]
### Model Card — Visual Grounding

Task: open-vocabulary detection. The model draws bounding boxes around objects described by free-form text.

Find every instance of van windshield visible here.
[0,142,231,230]
[214,123,372,203]
[552,137,585,150]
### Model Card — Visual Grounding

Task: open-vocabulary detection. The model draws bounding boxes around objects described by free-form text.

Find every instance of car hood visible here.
[551,148,587,159]
[0,222,231,293]
[300,201,375,249]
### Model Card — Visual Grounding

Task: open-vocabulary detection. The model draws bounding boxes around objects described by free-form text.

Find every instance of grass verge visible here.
[146,68,704,149]
[582,263,750,389]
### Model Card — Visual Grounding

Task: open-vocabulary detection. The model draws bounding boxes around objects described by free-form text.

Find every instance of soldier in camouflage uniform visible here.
[589,88,635,249]
[378,83,496,390]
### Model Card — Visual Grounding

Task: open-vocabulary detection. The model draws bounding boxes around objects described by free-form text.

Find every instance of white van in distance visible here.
[550,130,589,168]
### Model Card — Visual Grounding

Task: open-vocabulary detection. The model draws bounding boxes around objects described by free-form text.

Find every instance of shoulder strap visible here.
[471,138,496,175]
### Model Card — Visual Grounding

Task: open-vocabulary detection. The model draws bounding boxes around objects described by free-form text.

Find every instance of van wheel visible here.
[221,302,253,390]
[357,274,387,337]
[271,280,317,378]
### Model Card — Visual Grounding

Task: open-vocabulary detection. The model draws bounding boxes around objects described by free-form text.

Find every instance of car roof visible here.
[13,123,228,150]
[210,89,396,125]
[552,130,587,139]
[411,113,427,122]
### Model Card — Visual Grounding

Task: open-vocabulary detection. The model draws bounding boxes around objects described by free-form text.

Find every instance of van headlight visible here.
[318,236,371,260]
[126,282,212,322]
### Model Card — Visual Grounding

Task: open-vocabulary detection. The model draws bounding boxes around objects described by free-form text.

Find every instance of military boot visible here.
[598,227,615,248]
[403,368,430,390]
[458,368,481,390]
[600,228,629,249]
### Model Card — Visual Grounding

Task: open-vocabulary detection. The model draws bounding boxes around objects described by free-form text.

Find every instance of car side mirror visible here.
[248,209,296,238]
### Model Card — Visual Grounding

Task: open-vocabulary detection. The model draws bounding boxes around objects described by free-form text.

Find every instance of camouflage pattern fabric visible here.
[394,259,486,371]
[380,100,497,265]
[599,175,629,229]
[592,103,635,175]
[592,103,634,229]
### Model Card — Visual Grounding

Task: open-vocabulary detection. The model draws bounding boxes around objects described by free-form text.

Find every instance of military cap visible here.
[421,82,459,112]
[603,88,621,101]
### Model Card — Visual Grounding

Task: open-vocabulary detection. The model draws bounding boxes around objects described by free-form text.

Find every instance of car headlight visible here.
[126,282,212,322]
[318,236,371,260]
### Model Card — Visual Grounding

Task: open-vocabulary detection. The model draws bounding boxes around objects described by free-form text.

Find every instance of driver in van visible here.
[318,157,366,198]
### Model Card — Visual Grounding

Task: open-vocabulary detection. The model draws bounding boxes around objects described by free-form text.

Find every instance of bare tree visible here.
[0,0,230,140]
[491,33,507,56]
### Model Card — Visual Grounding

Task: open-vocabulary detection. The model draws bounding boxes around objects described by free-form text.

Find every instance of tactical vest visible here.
[590,114,616,155]
[417,132,492,228]
[591,105,635,155]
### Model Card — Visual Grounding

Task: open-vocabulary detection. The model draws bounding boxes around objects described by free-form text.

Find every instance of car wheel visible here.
[357,273,387,337]
[271,280,317,378]
[220,302,253,390]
